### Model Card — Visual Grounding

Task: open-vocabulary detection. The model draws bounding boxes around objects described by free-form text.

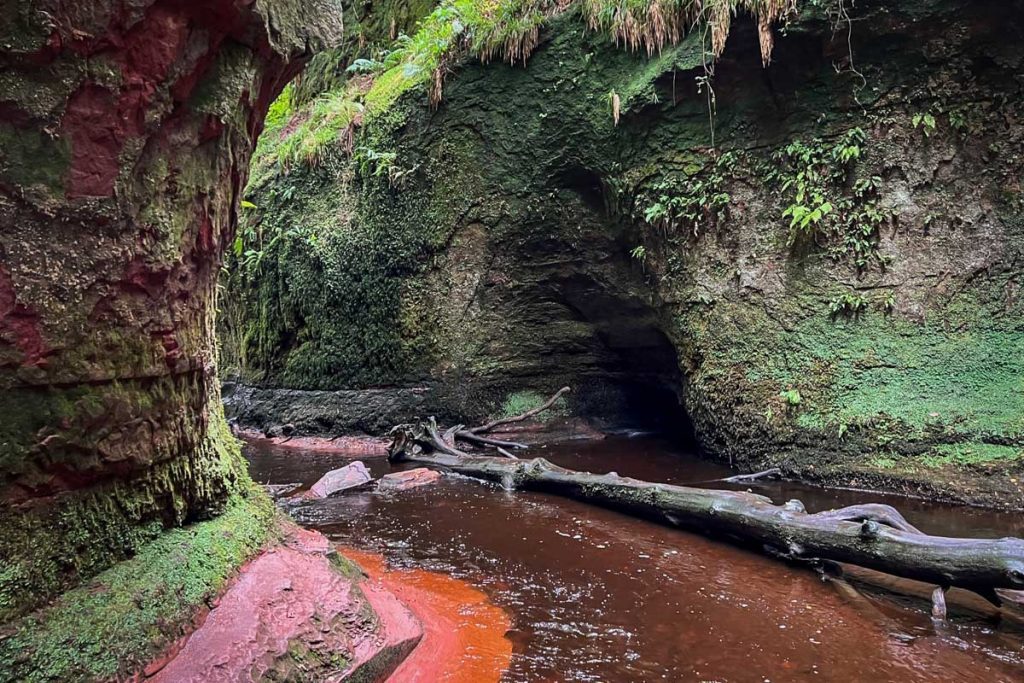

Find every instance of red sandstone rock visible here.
[303,461,373,499]
[490,417,606,444]
[378,468,442,492]
[147,527,421,682]
[235,428,391,456]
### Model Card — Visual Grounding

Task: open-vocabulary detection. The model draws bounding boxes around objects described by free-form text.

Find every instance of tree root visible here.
[388,387,568,461]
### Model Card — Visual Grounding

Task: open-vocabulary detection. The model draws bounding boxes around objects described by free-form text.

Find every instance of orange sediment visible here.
[340,546,513,683]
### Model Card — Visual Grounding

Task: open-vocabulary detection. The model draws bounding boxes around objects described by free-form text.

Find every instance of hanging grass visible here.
[582,0,796,62]
[256,0,800,172]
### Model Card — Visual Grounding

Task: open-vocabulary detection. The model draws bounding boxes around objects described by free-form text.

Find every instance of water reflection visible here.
[246,436,1024,682]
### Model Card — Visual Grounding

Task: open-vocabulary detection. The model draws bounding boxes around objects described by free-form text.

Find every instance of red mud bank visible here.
[342,548,513,683]
[143,525,420,682]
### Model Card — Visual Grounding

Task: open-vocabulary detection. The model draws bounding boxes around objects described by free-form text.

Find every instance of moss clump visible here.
[921,443,1023,470]
[0,400,253,622]
[0,486,275,682]
[255,0,565,171]
[254,0,799,173]
[869,443,1022,473]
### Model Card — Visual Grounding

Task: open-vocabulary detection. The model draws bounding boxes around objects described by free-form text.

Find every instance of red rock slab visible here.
[341,547,512,683]
[235,428,391,456]
[146,527,421,682]
[378,468,442,492]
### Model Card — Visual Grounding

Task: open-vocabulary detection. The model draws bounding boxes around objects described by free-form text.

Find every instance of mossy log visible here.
[388,446,1024,605]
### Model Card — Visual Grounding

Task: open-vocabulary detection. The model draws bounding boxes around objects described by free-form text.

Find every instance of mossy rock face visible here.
[0,0,344,623]
[223,1,1024,502]
[0,483,275,682]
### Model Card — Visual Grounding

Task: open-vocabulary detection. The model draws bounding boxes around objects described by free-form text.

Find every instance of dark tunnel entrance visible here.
[526,164,696,448]
[553,272,698,447]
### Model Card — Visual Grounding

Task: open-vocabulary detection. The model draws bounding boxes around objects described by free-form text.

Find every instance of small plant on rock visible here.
[828,291,868,318]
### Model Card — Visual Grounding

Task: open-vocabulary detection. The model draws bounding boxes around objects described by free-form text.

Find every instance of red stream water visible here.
[246,436,1024,682]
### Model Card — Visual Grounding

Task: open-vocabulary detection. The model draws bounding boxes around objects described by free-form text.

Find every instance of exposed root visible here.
[388,387,569,461]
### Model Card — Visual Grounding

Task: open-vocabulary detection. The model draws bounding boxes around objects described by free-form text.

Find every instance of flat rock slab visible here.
[303,461,372,499]
[146,526,421,682]
[490,417,605,445]
[378,468,442,492]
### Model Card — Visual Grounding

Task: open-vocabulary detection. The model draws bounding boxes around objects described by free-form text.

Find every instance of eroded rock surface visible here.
[0,0,343,624]
[147,526,421,682]
[378,468,442,492]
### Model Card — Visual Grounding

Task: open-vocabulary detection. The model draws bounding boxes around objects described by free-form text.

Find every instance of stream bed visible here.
[245,436,1024,682]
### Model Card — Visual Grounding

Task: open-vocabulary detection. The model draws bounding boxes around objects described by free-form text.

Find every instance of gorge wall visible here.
[222,0,1024,507]
[0,0,344,628]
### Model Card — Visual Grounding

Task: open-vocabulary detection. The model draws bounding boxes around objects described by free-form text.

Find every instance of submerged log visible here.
[388,450,1024,602]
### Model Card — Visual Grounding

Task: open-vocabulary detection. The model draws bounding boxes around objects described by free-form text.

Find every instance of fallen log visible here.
[839,563,1024,626]
[388,450,1024,603]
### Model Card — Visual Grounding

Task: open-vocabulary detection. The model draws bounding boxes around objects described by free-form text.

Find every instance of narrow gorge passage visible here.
[4,0,1024,680]
[247,436,1024,682]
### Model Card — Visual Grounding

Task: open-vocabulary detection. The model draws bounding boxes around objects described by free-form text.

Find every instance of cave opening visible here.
[535,166,700,448]
[550,273,697,448]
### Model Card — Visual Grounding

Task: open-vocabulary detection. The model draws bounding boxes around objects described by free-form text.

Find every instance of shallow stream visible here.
[245,436,1024,682]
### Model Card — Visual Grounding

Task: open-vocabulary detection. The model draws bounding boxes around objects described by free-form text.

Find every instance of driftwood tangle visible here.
[388,387,1024,609]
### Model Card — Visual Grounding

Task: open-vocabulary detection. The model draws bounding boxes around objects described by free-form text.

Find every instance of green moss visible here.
[795,318,1024,438]
[221,103,489,388]
[868,443,1022,473]
[868,455,899,470]
[222,0,1024,496]
[499,390,567,419]
[921,443,1023,469]
[0,487,274,682]
[0,401,252,622]
[255,0,800,173]
[0,121,69,193]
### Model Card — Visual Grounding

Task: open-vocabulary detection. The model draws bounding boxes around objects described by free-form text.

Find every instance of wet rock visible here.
[146,526,422,682]
[263,483,303,500]
[263,422,296,439]
[378,468,442,492]
[303,462,372,499]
